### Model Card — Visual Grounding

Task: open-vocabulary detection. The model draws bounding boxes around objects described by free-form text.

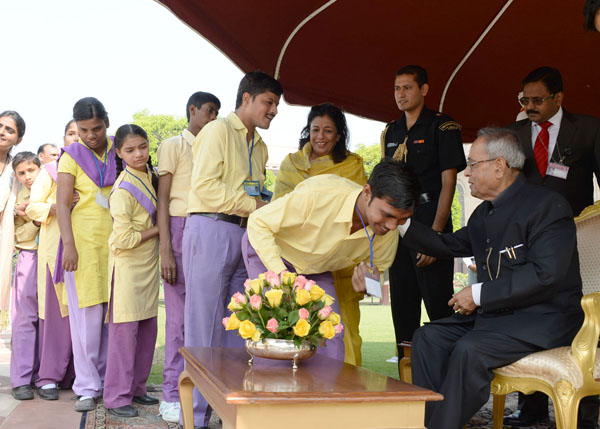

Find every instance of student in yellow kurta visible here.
[27,148,78,400]
[273,103,367,366]
[56,97,116,412]
[10,152,41,400]
[102,124,159,418]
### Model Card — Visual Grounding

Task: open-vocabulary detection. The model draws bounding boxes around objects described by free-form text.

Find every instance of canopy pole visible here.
[439,0,514,112]
[274,0,337,80]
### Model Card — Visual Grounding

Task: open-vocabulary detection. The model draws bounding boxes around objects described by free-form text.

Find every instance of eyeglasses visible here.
[518,93,555,107]
[466,158,497,169]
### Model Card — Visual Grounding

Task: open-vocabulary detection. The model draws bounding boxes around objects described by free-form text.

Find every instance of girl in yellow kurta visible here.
[273,103,368,366]
[103,124,159,418]
[56,97,116,412]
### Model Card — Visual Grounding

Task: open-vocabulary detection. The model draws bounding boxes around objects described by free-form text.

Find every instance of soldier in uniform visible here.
[381,65,466,357]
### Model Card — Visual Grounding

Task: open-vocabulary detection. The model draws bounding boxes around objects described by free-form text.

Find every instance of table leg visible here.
[179,370,195,429]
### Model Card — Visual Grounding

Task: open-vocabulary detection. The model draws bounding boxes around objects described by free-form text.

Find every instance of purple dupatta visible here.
[117,180,157,225]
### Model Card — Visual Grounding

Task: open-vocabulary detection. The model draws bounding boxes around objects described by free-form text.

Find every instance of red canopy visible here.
[157,0,600,141]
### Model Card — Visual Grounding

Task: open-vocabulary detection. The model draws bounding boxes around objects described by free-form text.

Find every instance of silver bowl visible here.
[245,338,316,371]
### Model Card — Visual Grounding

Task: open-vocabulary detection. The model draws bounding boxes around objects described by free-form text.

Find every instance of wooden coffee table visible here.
[178,346,442,429]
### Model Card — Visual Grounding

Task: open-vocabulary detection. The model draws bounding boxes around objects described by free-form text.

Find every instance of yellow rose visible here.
[293,319,311,337]
[265,289,283,307]
[309,285,326,301]
[249,278,264,295]
[327,312,341,325]
[320,294,334,306]
[251,330,262,342]
[238,320,257,339]
[227,296,243,311]
[295,289,311,306]
[318,321,335,339]
[258,273,266,281]
[281,271,297,285]
[225,313,241,330]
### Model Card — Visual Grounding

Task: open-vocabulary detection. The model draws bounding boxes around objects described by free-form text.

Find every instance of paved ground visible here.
[0,330,80,428]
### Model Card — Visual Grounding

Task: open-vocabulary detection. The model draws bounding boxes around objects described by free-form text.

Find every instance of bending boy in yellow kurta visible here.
[273,103,368,366]
[103,124,159,418]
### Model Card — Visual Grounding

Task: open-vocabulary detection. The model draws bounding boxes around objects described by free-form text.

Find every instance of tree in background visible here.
[354,143,381,177]
[132,109,187,163]
[264,170,276,191]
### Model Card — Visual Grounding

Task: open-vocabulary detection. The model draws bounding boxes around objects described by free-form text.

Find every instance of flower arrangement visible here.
[222,271,344,348]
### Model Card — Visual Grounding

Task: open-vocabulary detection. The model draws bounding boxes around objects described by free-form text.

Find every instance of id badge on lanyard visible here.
[546,162,569,180]
[93,143,109,208]
[243,135,261,197]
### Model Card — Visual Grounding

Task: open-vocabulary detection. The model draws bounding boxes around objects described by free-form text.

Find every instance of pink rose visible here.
[294,275,308,290]
[318,305,332,320]
[222,317,229,328]
[335,323,344,334]
[249,294,262,310]
[266,317,279,333]
[265,270,281,286]
[233,292,247,305]
[298,308,309,320]
[244,279,251,292]
[304,279,316,291]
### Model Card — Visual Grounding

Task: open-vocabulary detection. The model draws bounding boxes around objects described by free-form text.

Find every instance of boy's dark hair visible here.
[186,92,221,121]
[73,97,108,122]
[235,70,283,109]
[522,67,563,94]
[584,0,600,31]
[298,103,350,164]
[37,143,57,155]
[13,151,40,170]
[396,65,428,88]
[113,124,158,193]
[0,111,26,138]
[368,159,420,210]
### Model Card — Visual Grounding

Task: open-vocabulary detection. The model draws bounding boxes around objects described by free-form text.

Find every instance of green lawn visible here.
[148,287,430,385]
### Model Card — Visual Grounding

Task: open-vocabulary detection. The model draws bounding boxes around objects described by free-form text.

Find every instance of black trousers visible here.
[389,201,454,350]
[412,319,542,429]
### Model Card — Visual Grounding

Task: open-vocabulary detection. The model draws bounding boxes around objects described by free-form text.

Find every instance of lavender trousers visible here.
[103,308,157,408]
[65,271,109,398]
[36,265,75,388]
[240,232,345,362]
[10,250,39,388]
[162,216,186,403]
[182,215,246,426]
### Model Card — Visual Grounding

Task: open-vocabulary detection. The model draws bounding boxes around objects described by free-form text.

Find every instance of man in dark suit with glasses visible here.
[505,66,600,429]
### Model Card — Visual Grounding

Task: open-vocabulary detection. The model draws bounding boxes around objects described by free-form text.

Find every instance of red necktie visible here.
[534,121,552,177]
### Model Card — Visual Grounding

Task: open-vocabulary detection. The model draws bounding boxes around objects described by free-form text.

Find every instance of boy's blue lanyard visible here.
[248,135,255,178]
[355,203,374,268]
[125,168,157,203]
[84,141,108,188]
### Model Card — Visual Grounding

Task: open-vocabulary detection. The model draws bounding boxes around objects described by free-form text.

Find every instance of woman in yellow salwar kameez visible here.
[273,103,367,365]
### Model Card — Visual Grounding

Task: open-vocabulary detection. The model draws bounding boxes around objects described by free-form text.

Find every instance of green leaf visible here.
[276,308,288,320]
[236,310,250,321]
[287,310,299,325]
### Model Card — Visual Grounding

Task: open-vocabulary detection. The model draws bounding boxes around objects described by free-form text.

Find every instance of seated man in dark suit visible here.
[372,127,584,429]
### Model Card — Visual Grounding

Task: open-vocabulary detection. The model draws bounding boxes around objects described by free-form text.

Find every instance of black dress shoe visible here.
[11,385,34,400]
[132,394,159,405]
[37,387,59,400]
[107,405,139,418]
[503,410,548,427]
